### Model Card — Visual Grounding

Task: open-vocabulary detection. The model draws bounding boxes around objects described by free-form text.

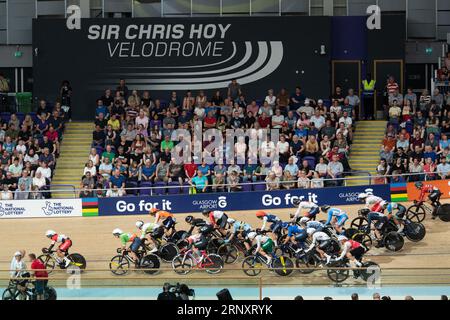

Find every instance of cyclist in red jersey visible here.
[415,182,442,218]
[45,230,72,268]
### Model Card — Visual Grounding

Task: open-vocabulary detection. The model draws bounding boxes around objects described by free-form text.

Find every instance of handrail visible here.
[3,171,442,198]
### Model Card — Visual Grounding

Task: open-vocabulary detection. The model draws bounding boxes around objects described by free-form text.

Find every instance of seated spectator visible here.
[99,158,113,180]
[32,171,47,190]
[242,160,257,183]
[81,171,95,189]
[106,185,125,197]
[375,159,390,184]
[36,162,52,181]
[423,157,437,180]
[310,171,324,188]
[255,162,270,180]
[290,135,304,158]
[127,162,140,182]
[211,171,226,193]
[79,184,94,198]
[1,184,13,200]
[284,156,299,177]
[297,170,310,189]
[277,135,290,164]
[270,161,283,178]
[109,169,126,189]
[190,170,208,193]
[437,157,450,180]
[18,171,32,190]
[408,158,424,182]
[141,159,156,182]
[83,160,97,177]
[271,108,285,129]
[265,172,280,191]
[92,124,106,148]
[227,170,241,192]
[155,159,170,182]
[168,159,184,185]
[8,158,23,178]
[282,171,296,190]
[14,183,29,200]
[327,154,344,186]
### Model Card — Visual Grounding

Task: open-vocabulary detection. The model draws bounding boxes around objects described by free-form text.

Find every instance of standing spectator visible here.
[29,253,48,300]
[227,79,242,102]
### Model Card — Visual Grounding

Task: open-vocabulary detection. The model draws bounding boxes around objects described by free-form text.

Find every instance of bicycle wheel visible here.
[172,254,193,275]
[438,204,450,222]
[140,254,161,275]
[176,239,190,251]
[326,262,349,283]
[206,239,222,254]
[295,254,317,274]
[159,243,179,263]
[352,232,373,251]
[406,205,426,223]
[2,288,19,300]
[359,261,381,281]
[350,217,368,230]
[242,256,263,276]
[44,286,57,300]
[272,256,294,276]
[109,255,130,275]
[67,253,87,271]
[169,231,188,243]
[37,254,56,274]
[217,243,239,264]
[205,254,224,274]
[404,222,426,242]
[384,232,404,252]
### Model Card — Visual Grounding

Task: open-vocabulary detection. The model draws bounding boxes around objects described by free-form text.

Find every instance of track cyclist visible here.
[45,230,73,268]
[187,224,213,261]
[358,191,386,212]
[291,199,320,221]
[224,218,252,251]
[255,210,282,244]
[385,202,407,233]
[246,231,274,264]
[335,235,366,277]
[112,228,141,263]
[298,217,325,232]
[322,205,348,234]
[135,220,162,253]
[149,208,176,237]
[202,210,229,235]
[414,182,442,219]
[305,228,332,264]
[283,223,308,252]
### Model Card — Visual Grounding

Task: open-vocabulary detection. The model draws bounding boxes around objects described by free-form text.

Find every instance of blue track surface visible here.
[57,285,450,300]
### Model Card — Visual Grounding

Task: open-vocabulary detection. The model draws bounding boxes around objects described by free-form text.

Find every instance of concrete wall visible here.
[0,45,33,67]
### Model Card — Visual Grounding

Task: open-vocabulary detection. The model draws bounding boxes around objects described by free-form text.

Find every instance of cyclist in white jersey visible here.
[304,228,332,264]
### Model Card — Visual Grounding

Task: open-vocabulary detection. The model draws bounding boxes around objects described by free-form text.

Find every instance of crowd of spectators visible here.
[377,72,450,183]
[0,81,71,200]
[83,79,358,197]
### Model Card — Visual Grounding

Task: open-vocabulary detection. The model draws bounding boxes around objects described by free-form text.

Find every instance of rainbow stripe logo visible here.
[82,198,98,217]
[390,183,408,202]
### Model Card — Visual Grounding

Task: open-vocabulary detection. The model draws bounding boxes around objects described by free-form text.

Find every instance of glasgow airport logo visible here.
[87,23,284,90]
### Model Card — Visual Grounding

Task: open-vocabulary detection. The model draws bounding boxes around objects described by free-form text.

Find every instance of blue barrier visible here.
[97,184,391,216]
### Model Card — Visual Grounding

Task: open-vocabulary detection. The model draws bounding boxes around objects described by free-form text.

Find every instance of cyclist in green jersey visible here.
[112,228,141,263]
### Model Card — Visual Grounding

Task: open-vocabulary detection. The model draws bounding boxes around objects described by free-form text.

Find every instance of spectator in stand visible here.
[79,184,94,198]
[408,158,424,181]
[155,159,170,183]
[227,79,242,102]
[92,124,106,148]
[327,154,344,186]
[423,157,437,180]
[289,87,306,111]
[190,169,208,193]
[227,170,241,192]
[380,145,395,165]
[265,172,280,191]
[437,157,450,180]
[106,185,125,197]
[297,170,310,189]
[265,89,276,109]
[99,157,113,180]
[277,88,290,113]
[1,184,13,200]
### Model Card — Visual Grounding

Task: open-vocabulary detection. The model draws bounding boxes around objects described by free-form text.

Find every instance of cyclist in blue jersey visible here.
[321,205,348,234]
[224,218,253,251]
[386,202,407,233]
[298,217,325,232]
[283,224,308,252]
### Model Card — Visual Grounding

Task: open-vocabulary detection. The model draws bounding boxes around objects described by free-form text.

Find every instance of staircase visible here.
[347,121,387,186]
[51,122,93,198]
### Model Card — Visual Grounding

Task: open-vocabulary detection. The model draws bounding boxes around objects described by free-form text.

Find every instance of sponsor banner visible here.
[0,199,82,219]
[406,180,450,201]
[97,184,390,216]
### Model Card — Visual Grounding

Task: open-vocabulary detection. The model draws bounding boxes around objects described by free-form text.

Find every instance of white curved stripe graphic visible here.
[112,42,237,70]
[104,42,283,90]
[113,41,268,84]
[116,42,252,77]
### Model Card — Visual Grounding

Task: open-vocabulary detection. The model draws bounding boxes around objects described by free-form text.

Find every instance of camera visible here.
[169,283,195,299]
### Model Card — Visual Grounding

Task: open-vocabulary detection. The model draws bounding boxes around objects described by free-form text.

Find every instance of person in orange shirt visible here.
[149,208,176,237]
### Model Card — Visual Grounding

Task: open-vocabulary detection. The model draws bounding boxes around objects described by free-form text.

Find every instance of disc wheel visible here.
[159,243,179,263]
[109,255,130,276]
[295,253,317,274]
[404,222,426,242]
[217,243,239,264]
[206,238,222,254]
[205,254,224,274]
[242,256,263,276]
[406,205,426,223]
[384,231,404,252]
[172,254,193,275]
[438,204,450,222]
[352,232,373,251]
[140,254,161,275]
[67,253,87,271]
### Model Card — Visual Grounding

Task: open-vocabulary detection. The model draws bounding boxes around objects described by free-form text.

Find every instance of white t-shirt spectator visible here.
[36,166,52,179]
[310,115,325,129]
[33,176,47,188]
[265,95,276,108]
[338,116,352,128]
[24,154,39,165]
[83,166,97,177]
[315,163,328,175]
[328,161,344,176]
[271,114,285,129]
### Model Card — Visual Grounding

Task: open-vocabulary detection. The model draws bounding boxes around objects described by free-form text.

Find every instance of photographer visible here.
[157,283,177,300]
